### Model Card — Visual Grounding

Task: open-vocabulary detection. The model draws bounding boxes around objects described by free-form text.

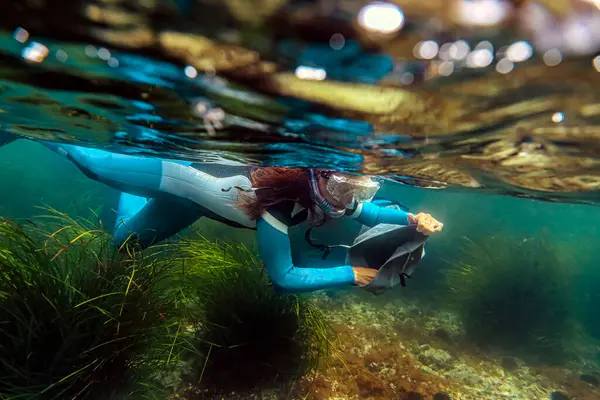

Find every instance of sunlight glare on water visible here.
[0,0,600,206]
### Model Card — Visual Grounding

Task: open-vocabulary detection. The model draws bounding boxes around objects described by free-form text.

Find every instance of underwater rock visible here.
[89,26,156,49]
[460,136,600,194]
[261,72,421,114]
[417,347,453,370]
[404,391,425,400]
[84,3,144,26]
[407,305,424,318]
[445,363,484,387]
[378,367,396,380]
[368,361,379,372]
[222,0,287,24]
[549,391,569,400]
[501,356,519,371]
[364,160,480,189]
[81,0,180,50]
[433,328,451,342]
[158,31,261,72]
[312,295,600,400]
[579,373,599,386]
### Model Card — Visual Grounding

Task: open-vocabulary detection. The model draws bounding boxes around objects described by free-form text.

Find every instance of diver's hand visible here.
[408,212,443,235]
[352,267,377,286]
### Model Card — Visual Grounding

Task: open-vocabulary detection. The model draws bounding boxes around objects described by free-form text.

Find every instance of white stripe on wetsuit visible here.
[261,211,289,234]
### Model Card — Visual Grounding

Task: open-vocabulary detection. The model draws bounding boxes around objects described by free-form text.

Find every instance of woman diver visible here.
[13,138,444,292]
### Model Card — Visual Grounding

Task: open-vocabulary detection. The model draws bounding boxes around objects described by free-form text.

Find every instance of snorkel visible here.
[308,169,346,218]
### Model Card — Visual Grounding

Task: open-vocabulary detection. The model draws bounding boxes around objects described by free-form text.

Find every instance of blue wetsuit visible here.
[40,142,412,293]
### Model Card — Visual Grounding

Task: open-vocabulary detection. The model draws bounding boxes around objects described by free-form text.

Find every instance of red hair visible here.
[238,167,316,221]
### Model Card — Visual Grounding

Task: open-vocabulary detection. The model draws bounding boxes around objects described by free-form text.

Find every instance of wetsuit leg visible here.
[38,142,255,238]
[41,141,191,198]
[113,192,204,248]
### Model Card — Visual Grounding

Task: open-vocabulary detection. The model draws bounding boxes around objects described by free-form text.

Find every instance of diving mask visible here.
[324,172,380,208]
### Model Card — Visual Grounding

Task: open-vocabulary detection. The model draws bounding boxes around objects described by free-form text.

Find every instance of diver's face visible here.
[317,174,347,209]
[317,172,381,209]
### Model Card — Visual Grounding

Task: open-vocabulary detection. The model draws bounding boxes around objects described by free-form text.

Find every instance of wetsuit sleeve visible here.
[256,209,356,293]
[348,201,410,227]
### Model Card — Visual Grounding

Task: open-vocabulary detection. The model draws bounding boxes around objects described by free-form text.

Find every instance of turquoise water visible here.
[2,1,600,398]
[3,138,600,397]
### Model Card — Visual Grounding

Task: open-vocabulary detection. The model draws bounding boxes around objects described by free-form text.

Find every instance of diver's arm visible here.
[256,212,356,293]
[348,200,410,227]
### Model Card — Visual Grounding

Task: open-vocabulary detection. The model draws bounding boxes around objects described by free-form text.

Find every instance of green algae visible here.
[169,233,337,395]
[0,210,186,399]
[0,208,335,399]
[443,234,581,365]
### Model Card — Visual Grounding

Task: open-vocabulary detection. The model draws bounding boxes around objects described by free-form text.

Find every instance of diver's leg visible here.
[113,192,204,248]
[41,141,191,198]
[40,142,255,230]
